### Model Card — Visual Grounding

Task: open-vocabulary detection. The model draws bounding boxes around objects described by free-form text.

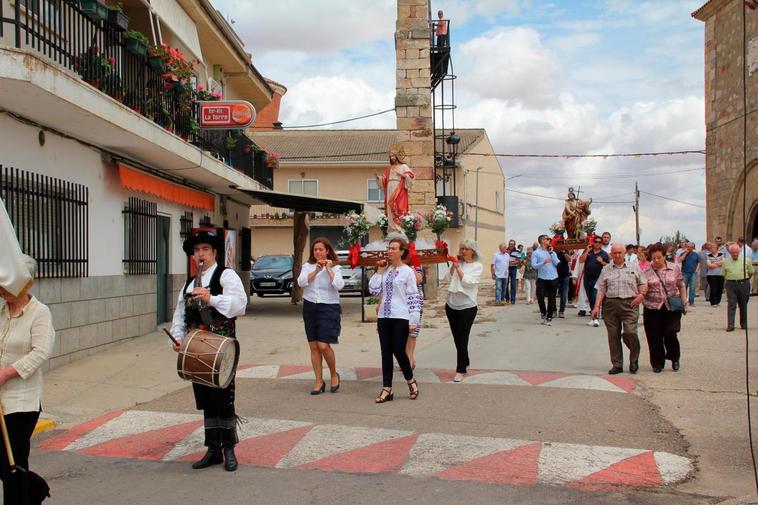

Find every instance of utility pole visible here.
[475,167,482,241]
[633,182,640,246]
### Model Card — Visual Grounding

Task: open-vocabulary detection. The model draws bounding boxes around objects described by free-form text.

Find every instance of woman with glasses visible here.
[369,236,420,403]
[445,239,483,382]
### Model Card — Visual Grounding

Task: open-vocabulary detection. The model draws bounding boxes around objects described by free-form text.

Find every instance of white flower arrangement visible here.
[425,203,453,237]
[342,211,370,246]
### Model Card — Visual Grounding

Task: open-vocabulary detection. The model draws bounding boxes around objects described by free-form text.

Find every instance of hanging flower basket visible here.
[106,8,129,31]
[123,30,148,56]
[79,0,107,21]
[148,55,165,71]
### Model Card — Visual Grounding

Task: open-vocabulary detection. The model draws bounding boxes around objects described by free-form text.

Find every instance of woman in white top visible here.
[297,238,344,395]
[445,239,483,382]
[0,255,54,502]
[369,236,420,403]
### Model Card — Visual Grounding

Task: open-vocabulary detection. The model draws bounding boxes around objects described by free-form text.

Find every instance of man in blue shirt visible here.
[580,237,610,327]
[678,242,700,306]
[531,234,560,325]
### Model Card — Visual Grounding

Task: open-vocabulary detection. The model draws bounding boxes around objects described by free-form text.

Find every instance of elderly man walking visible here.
[723,243,754,331]
[592,243,648,375]
[491,242,509,304]
[532,235,560,325]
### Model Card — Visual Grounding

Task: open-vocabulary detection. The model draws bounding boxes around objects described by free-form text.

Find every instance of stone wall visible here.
[395,0,436,220]
[30,273,186,370]
[701,1,758,240]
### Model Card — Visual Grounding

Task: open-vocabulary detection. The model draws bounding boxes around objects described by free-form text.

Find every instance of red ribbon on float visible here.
[348,242,361,268]
[550,234,564,249]
[408,242,421,268]
[435,241,448,257]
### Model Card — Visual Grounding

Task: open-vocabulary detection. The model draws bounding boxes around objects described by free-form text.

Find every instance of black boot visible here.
[192,446,223,469]
[223,446,238,472]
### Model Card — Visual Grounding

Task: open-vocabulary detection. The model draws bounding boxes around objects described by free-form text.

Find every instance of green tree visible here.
[658,230,689,244]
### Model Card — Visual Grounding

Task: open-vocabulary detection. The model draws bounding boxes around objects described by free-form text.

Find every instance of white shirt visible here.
[369,264,421,325]
[601,244,612,255]
[297,262,344,304]
[0,297,55,414]
[624,253,638,264]
[446,261,483,310]
[170,263,247,342]
[491,252,509,278]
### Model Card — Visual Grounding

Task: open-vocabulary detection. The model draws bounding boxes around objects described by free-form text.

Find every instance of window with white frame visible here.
[288,179,318,196]
[367,179,384,202]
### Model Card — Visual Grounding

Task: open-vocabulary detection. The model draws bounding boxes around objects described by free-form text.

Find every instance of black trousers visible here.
[193,381,238,448]
[584,276,599,313]
[445,304,478,373]
[707,275,724,306]
[643,307,681,369]
[536,278,558,319]
[377,318,414,388]
[726,279,750,329]
[0,410,40,504]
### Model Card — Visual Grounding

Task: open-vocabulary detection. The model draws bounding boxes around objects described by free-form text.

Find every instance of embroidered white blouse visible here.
[169,263,247,342]
[0,296,55,415]
[369,264,421,325]
[297,262,345,304]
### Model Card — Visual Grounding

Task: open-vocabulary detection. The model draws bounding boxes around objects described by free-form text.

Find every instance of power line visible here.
[639,190,706,208]
[469,149,705,159]
[280,149,706,161]
[514,168,704,181]
[254,108,395,129]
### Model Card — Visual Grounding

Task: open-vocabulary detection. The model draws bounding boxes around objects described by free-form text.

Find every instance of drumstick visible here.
[163,328,180,346]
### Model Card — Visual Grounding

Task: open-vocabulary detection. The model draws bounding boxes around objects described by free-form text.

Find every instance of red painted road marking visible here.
[437,441,542,485]
[602,375,637,393]
[80,420,203,461]
[514,371,570,386]
[354,367,383,380]
[37,409,126,451]
[235,426,313,468]
[568,451,662,492]
[298,434,419,474]
[37,410,692,491]
[276,365,313,378]
[432,369,485,382]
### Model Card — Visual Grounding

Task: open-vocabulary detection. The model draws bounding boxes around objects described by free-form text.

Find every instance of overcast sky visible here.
[213,0,708,246]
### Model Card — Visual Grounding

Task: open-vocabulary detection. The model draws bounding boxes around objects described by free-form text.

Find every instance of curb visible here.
[32,419,56,437]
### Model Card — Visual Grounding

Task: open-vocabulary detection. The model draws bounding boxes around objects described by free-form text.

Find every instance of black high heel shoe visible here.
[375,387,393,403]
[310,381,326,395]
[330,373,341,393]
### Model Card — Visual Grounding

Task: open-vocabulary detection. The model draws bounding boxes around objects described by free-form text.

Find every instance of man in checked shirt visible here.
[591,243,648,375]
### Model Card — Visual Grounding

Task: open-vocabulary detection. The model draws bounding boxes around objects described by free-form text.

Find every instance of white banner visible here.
[0,198,32,297]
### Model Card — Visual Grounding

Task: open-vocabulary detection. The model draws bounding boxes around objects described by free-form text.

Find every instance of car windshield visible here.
[253,256,292,270]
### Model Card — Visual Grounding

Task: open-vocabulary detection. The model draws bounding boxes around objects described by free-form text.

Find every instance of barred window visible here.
[0,165,88,278]
[122,197,157,274]
[180,211,193,239]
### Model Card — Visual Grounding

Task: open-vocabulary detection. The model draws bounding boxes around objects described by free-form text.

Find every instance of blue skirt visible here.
[303,299,341,344]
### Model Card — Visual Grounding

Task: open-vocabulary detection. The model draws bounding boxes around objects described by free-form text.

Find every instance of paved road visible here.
[31,294,755,503]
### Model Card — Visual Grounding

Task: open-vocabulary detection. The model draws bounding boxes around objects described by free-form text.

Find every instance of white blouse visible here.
[170,263,247,342]
[0,296,55,414]
[369,264,421,325]
[446,261,483,310]
[297,262,344,304]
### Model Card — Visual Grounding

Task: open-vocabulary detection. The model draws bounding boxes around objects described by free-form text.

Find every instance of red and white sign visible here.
[198,100,256,129]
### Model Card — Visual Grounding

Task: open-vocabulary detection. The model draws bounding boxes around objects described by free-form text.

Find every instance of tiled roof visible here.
[248,129,486,163]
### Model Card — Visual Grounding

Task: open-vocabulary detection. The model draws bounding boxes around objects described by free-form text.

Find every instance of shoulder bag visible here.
[653,268,684,313]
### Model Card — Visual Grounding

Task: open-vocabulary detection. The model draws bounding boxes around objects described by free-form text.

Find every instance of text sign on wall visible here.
[198,100,257,129]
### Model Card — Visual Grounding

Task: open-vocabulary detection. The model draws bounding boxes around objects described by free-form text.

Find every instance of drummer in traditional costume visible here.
[170,230,247,471]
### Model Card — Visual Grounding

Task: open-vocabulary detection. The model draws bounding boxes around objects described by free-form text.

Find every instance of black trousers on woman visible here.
[707,275,724,306]
[0,410,41,504]
[642,307,681,370]
[445,304,478,374]
[377,318,414,388]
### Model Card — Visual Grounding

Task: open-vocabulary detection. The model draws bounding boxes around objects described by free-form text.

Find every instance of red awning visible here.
[118,164,215,211]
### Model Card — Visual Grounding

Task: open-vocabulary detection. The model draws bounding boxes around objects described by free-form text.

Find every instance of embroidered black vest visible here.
[183,265,236,338]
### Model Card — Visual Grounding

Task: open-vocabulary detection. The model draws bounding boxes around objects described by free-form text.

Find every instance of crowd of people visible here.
[489,234,757,374]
